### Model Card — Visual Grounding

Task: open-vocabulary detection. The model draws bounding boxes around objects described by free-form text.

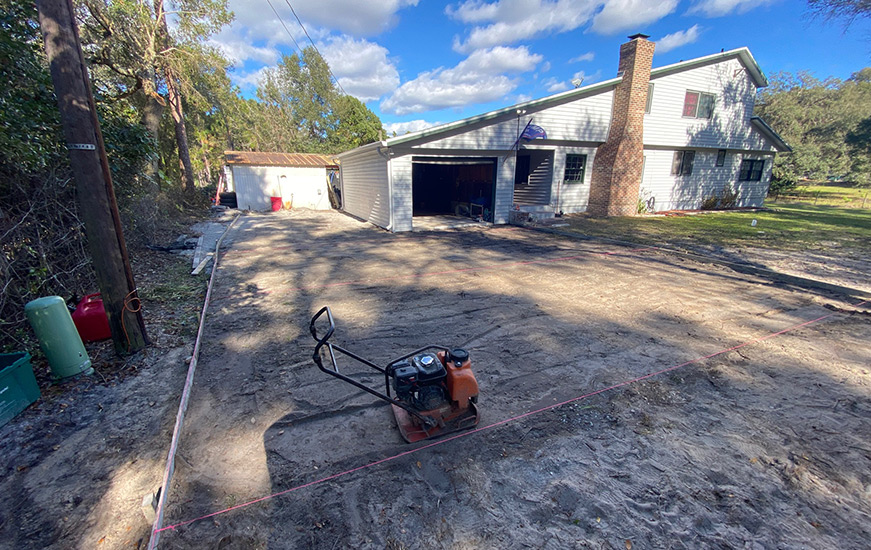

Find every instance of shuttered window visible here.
[645,83,654,114]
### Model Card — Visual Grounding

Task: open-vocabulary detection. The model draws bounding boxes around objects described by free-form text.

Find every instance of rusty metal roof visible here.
[224,151,339,167]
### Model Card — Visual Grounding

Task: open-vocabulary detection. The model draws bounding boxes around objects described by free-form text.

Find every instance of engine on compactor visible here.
[390,351,453,411]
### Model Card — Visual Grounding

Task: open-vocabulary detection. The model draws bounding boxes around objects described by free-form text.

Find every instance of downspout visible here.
[376,142,395,232]
[387,154,395,232]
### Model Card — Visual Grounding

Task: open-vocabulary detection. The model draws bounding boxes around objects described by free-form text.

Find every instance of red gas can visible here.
[71,293,111,342]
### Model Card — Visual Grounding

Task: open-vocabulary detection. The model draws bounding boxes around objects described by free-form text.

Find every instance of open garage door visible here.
[412,157,496,221]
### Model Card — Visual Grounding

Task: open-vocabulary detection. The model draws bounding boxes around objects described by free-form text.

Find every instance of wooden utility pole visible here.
[37,0,148,354]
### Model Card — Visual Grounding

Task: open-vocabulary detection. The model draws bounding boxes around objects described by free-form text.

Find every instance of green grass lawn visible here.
[771,182,871,208]
[560,202,871,253]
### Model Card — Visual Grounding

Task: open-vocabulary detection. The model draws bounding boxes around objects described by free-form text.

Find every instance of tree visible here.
[252,46,384,154]
[756,69,871,186]
[846,117,871,185]
[331,95,384,151]
[808,0,871,26]
[257,47,339,153]
[80,0,232,192]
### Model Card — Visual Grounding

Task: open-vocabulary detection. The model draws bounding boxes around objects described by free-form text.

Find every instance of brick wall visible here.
[588,35,656,217]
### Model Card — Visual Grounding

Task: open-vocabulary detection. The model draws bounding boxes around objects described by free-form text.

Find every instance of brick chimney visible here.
[587,34,655,217]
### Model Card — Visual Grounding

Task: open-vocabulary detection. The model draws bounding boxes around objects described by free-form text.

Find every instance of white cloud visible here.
[591,0,678,34]
[655,25,702,53]
[212,0,418,77]
[319,37,400,101]
[542,77,570,92]
[228,0,418,39]
[448,0,601,53]
[384,120,442,136]
[234,66,272,90]
[688,0,776,17]
[210,36,280,67]
[569,52,595,63]
[381,46,543,115]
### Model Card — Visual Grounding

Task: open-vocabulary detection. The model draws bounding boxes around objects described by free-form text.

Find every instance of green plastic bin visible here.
[25,296,93,379]
[0,352,41,427]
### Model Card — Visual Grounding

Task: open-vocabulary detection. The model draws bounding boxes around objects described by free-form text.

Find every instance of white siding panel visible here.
[340,150,391,229]
[644,58,774,152]
[735,153,774,207]
[391,156,413,232]
[416,91,614,151]
[552,147,597,213]
[494,156,515,224]
[641,149,774,211]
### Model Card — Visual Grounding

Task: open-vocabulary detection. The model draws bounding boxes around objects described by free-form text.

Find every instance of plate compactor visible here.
[310,306,480,443]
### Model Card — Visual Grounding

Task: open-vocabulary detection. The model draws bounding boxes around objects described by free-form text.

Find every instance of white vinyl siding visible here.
[641,148,774,211]
[644,58,774,152]
[339,147,391,229]
[390,156,413,232]
[417,90,615,150]
[552,147,597,213]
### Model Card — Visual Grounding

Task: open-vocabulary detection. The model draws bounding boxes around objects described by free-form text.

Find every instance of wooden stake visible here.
[36,0,147,354]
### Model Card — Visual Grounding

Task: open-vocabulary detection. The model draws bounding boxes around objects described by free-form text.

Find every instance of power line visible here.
[264,0,303,56]
[283,0,347,96]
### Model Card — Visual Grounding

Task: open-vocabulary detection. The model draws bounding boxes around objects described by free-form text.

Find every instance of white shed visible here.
[223,151,338,211]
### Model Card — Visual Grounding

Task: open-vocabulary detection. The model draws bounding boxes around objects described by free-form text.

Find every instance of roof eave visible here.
[382,76,622,148]
[650,47,768,88]
[751,116,792,152]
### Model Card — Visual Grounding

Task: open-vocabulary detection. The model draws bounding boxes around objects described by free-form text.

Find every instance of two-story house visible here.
[337,34,790,232]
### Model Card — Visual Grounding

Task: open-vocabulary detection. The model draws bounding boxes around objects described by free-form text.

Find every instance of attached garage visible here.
[223,151,338,212]
[338,36,789,232]
[411,157,496,218]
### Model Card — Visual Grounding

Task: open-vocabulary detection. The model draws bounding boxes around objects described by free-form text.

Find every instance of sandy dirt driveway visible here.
[159,209,870,549]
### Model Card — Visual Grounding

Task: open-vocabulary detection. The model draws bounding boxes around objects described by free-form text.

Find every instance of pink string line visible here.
[155,298,868,536]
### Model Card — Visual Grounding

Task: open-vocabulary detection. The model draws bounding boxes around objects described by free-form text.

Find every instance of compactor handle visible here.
[310,306,338,372]
[310,306,335,346]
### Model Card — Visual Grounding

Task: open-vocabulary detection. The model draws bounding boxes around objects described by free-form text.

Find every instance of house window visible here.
[739,159,765,181]
[683,91,715,119]
[716,149,727,167]
[645,83,654,114]
[671,151,695,176]
[564,154,587,183]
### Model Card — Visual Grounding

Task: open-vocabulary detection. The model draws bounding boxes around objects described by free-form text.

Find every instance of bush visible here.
[701,185,740,210]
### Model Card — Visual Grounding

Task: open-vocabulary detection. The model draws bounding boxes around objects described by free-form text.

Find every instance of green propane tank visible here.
[25,296,93,379]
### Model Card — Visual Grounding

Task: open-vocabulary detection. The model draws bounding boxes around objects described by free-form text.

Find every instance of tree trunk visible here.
[154,0,195,195]
[165,68,196,194]
[36,0,147,354]
[141,86,165,191]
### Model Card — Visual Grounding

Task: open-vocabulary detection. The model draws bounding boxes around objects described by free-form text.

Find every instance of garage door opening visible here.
[412,157,496,222]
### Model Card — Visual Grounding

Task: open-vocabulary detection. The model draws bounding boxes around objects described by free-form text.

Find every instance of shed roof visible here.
[224,151,339,167]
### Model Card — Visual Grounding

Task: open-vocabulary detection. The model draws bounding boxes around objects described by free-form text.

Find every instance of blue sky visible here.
[211,0,871,135]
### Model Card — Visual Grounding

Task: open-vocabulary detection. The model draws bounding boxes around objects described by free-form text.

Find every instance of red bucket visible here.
[71,293,111,342]
[270,196,282,211]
